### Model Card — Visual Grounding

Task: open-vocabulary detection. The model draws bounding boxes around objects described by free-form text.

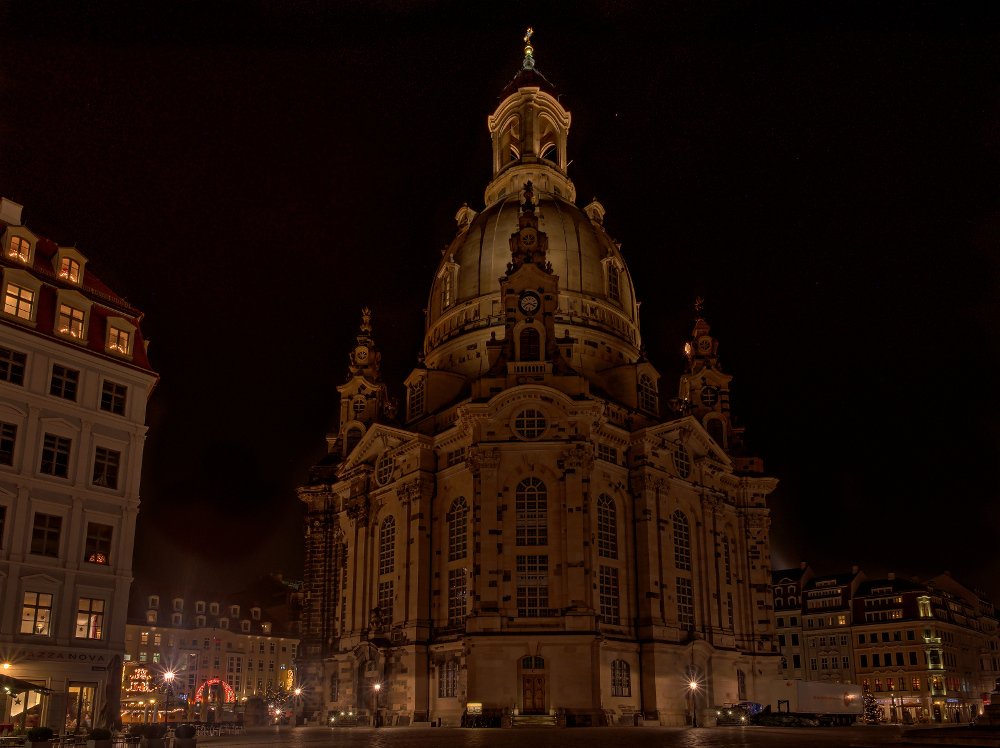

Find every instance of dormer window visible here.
[251,607,261,620]
[241,621,250,633]
[209,602,219,615]
[230,605,239,618]
[58,305,85,338]
[195,615,206,627]
[147,611,157,624]
[149,596,159,609]
[60,258,80,283]
[172,613,182,626]
[173,598,184,612]
[7,236,30,262]
[196,601,205,614]
[261,623,271,634]
[109,327,129,354]
[218,618,229,629]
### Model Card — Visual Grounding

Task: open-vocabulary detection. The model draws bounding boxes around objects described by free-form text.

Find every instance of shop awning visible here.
[0,673,51,694]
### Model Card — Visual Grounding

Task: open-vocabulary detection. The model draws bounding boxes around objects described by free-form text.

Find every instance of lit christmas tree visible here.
[863,688,881,724]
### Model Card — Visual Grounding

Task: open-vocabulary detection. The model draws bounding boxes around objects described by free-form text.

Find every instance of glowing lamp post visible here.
[373,683,381,727]
[688,680,699,728]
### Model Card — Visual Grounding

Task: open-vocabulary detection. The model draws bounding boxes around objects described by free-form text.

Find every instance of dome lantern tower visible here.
[485,30,575,205]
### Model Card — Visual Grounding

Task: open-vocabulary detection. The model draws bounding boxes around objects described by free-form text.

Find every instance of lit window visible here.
[21,592,53,635]
[59,257,81,283]
[516,554,549,617]
[379,516,395,575]
[597,495,617,559]
[92,447,121,489]
[0,346,27,385]
[84,522,113,564]
[515,477,547,546]
[4,283,33,320]
[108,326,130,354]
[442,271,454,310]
[100,380,128,416]
[57,304,85,338]
[512,408,546,439]
[599,565,619,625]
[448,498,468,561]
[638,374,657,414]
[0,421,17,466]
[50,364,80,401]
[8,236,30,262]
[30,513,62,556]
[76,598,104,639]
[611,660,631,697]
[448,568,467,625]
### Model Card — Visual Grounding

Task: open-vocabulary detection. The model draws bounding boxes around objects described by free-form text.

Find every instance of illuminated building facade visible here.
[298,38,780,727]
[0,198,157,732]
[121,578,300,721]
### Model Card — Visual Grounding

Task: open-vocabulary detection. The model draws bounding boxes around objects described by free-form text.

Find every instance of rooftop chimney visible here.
[0,198,23,226]
[852,565,859,575]
[800,561,807,570]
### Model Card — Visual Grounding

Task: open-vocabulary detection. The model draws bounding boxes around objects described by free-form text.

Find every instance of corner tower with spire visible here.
[297,31,779,729]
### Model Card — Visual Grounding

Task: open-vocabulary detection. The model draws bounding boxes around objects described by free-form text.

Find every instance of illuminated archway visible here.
[193,678,235,704]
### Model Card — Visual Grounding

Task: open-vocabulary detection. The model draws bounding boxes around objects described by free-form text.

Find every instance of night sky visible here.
[2,2,999,598]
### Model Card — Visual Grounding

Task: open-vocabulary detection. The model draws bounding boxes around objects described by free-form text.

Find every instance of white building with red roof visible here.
[0,197,158,734]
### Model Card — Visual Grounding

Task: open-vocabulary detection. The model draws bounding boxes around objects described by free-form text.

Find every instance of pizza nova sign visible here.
[12,649,109,663]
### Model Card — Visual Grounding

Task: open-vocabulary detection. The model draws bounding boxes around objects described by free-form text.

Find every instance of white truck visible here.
[770,680,864,725]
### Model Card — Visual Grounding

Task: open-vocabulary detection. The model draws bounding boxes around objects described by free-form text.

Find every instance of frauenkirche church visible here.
[297,32,780,727]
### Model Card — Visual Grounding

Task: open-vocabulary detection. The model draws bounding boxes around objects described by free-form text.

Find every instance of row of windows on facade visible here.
[862,675,963,695]
[146,596,261,619]
[137,631,289,653]
[776,614,851,628]
[10,512,115,564]
[20,591,106,639]
[0,427,123,488]
[367,484,736,627]
[0,347,130,414]
[3,283,133,356]
[143,609,270,633]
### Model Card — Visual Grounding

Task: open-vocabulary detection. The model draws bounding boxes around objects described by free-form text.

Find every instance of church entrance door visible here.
[522,675,546,714]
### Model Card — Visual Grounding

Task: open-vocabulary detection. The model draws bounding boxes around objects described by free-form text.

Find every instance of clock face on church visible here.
[518,292,541,315]
[521,229,536,247]
[697,336,712,353]
[355,346,369,362]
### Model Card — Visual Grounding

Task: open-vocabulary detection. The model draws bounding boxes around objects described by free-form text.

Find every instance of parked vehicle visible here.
[770,680,863,725]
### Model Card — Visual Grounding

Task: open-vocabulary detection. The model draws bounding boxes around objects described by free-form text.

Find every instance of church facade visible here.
[297,39,780,727]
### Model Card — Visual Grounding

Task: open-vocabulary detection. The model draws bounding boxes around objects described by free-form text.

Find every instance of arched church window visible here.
[722,535,732,584]
[607,263,621,304]
[707,417,724,446]
[673,510,690,570]
[344,427,362,456]
[638,374,657,414]
[519,327,540,361]
[611,660,631,697]
[540,143,556,161]
[375,452,394,486]
[672,445,691,479]
[597,495,617,559]
[409,379,425,420]
[448,498,469,561]
[352,397,366,415]
[379,516,395,575]
[438,660,459,698]
[515,477,547,546]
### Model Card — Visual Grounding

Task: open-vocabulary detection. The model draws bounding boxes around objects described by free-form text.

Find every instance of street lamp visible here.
[373,683,381,728]
[154,671,177,726]
[688,680,699,728]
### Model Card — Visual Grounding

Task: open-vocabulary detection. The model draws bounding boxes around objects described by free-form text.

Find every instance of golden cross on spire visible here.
[694,296,705,316]
[523,27,535,68]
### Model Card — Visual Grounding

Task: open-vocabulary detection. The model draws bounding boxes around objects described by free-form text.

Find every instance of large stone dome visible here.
[423,189,641,380]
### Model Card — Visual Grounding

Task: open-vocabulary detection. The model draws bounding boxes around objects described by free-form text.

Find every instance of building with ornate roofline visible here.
[297,34,780,728]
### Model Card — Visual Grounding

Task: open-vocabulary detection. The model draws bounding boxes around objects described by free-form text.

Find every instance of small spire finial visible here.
[694,296,705,317]
[360,307,372,333]
[523,27,535,69]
